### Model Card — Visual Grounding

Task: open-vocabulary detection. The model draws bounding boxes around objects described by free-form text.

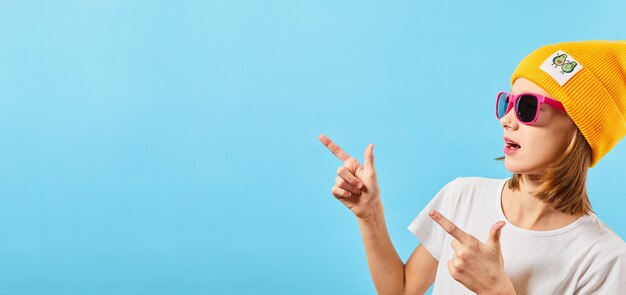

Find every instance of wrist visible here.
[356,201,384,223]
[482,277,515,295]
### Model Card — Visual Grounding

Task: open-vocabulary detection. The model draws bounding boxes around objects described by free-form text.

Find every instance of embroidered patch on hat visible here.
[539,50,584,86]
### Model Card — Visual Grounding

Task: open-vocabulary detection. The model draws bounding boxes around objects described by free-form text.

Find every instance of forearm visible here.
[357,202,405,295]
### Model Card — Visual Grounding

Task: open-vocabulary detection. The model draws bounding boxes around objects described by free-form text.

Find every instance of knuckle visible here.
[336,166,344,175]
[332,186,349,197]
[449,267,459,279]
[447,224,458,234]
[456,251,466,261]
[341,183,359,194]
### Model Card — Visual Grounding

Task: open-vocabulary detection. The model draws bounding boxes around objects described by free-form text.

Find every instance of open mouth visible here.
[506,142,521,150]
[504,137,521,150]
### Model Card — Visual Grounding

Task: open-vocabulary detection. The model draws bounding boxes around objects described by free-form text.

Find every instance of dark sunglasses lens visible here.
[517,95,538,122]
[497,93,510,118]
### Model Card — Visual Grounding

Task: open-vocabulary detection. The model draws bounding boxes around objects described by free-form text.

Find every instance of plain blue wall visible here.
[1,0,625,294]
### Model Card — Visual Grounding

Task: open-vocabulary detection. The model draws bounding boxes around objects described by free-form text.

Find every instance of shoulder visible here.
[575,219,626,292]
[438,176,505,212]
[453,176,506,186]
[581,215,626,254]
[447,176,507,195]
[429,176,507,210]
[439,176,504,188]
[574,215,626,276]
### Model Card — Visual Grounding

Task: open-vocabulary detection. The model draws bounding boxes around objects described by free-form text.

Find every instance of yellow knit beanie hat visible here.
[511,40,626,168]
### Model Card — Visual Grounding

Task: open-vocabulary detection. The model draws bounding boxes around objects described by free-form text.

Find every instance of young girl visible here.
[319,40,626,294]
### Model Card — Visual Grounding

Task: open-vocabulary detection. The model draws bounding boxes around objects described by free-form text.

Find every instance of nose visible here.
[500,107,518,130]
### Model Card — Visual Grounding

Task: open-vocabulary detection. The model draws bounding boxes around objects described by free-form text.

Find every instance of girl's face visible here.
[501,78,577,175]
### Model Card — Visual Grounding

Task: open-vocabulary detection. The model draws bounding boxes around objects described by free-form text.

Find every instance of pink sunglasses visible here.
[496,91,567,125]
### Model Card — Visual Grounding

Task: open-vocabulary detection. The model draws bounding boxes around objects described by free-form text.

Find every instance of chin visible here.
[504,158,547,175]
[503,160,516,173]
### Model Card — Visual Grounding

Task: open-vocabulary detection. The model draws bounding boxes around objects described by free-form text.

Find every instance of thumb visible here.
[364,144,375,171]
[488,221,505,251]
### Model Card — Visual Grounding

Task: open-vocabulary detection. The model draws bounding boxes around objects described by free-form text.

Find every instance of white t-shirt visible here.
[407,177,626,295]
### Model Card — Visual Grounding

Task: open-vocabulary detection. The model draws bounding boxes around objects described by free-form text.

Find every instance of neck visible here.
[502,174,582,231]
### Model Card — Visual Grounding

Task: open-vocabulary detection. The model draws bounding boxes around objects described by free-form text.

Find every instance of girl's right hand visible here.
[318,134,381,219]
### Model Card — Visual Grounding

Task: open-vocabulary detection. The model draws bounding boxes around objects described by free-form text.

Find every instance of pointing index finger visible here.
[429,210,472,243]
[318,134,351,162]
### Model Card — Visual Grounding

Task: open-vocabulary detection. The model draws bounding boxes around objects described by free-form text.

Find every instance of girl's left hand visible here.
[429,210,517,295]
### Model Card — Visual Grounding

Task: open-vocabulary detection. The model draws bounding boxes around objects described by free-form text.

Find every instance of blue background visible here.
[1,0,625,294]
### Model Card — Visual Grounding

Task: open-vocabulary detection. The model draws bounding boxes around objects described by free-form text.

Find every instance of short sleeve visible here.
[407,177,460,261]
[575,249,626,294]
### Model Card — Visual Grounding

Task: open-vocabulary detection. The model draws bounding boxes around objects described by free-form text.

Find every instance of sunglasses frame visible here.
[496,91,566,125]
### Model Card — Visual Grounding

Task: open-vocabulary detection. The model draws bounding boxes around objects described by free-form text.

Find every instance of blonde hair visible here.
[495,127,593,215]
